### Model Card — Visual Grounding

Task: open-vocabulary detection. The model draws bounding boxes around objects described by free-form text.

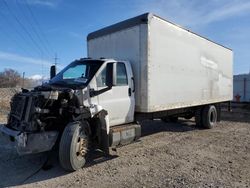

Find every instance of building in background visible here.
[233,73,250,102]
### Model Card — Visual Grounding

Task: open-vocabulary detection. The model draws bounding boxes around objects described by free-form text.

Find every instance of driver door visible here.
[96,62,135,126]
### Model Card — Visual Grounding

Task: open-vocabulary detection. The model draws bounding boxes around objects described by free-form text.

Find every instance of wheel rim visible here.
[75,130,88,160]
[209,108,217,124]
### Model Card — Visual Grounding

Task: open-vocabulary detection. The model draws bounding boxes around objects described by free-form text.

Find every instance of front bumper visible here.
[0,124,58,155]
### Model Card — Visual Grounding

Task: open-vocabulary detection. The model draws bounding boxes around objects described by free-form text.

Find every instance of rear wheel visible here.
[59,121,89,171]
[202,105,217,129]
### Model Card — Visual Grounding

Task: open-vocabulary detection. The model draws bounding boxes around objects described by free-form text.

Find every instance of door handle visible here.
[128,88,132,96]
[131,77,135,92]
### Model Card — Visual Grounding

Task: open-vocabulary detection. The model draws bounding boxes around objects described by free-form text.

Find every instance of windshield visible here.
[50,60,103,88]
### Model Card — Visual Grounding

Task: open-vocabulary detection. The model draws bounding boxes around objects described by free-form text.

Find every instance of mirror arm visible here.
[89,87,112,97]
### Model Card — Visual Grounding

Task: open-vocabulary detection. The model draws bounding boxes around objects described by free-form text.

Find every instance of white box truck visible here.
[0,13,233,171]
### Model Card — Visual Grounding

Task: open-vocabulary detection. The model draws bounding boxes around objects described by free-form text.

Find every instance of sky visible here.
[0,0,250,79]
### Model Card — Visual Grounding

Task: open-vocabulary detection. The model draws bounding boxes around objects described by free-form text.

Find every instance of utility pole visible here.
[41,52,44,83]
[22,72,25,88]
[54,53,59,67]
[51,53,59,79]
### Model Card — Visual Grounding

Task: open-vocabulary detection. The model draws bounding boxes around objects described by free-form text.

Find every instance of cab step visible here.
[109,123,141,147]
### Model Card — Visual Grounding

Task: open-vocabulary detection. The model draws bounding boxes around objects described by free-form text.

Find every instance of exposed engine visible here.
[7,87,90,133]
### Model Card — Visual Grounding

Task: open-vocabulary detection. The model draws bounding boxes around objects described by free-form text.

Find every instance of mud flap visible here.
[216,104,221,122]
[95,110,110,155]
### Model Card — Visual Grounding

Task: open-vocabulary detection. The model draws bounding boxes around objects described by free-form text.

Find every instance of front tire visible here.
[59,121,89,171]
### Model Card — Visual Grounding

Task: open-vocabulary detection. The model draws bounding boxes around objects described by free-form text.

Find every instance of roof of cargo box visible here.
[87,13,232,51]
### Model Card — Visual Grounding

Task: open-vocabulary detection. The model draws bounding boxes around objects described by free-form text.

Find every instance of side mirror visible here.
[106,63,114,88]
[50,65,56,79]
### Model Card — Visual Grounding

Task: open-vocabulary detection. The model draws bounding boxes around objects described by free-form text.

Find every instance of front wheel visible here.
[59,121,89,171]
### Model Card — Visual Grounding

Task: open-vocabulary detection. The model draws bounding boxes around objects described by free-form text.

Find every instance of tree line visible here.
[0,69,38,88]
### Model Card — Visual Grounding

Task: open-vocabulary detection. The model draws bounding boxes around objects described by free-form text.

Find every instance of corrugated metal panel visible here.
[233,74,250,102]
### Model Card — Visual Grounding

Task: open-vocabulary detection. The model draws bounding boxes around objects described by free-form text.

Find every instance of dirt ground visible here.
[0,111,249,188]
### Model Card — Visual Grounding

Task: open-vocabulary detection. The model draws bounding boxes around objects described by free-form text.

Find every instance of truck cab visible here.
[50,58,135,126]
[0,58,140,171]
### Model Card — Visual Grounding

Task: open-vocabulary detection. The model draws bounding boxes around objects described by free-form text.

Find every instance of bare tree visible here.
[0,69,21,88]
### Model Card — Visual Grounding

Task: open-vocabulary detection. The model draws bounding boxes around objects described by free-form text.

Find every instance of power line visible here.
[0,6,38,58]
[54,53,59,66]
[15,0,53,58]
[24,0,55,56]
[0,24,34,57]
[16,0,53,57]
[2,0,46,57]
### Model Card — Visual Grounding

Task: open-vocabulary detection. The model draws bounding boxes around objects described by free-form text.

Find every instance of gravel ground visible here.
[0,111,249,188]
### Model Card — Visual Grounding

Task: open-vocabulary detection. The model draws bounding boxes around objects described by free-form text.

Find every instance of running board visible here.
[109,123,141,147]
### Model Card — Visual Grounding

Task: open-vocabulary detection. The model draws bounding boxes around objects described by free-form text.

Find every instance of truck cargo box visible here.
[87,13,233,113]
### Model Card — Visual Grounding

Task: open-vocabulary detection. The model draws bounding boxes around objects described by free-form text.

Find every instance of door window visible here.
[116,63,128,86]
[96,67,106,87]
[97,62,128,87]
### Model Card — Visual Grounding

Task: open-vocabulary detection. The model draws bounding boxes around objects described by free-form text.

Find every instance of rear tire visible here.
[59,121,89,171]
[202,105,217,129]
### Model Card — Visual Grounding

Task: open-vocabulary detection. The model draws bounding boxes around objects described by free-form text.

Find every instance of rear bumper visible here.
[0,124,58,155]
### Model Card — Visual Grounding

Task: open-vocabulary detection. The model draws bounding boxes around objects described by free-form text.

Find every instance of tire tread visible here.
[59,123,79,171]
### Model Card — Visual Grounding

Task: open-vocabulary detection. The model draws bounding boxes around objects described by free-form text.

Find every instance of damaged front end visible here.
[0,125,58,155]
[0,87,90,155]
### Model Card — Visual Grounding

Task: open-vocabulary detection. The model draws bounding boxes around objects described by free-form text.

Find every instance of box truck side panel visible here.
[146,16,233,112]
[88,25,148,111]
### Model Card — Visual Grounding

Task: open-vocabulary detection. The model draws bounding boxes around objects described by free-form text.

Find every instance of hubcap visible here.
[210,109,217,124]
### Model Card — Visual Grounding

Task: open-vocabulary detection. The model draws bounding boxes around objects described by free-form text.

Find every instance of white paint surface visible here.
[88,14,233,113]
